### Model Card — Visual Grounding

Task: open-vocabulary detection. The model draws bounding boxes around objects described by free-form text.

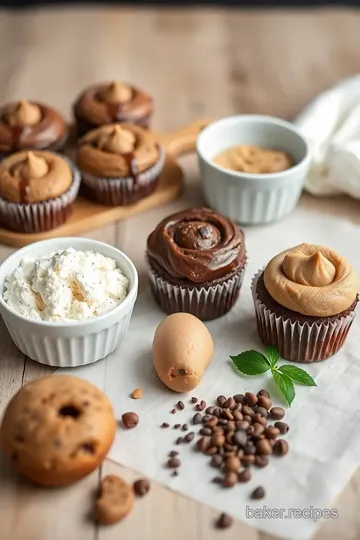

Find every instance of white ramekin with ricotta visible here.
[0,238,138,367]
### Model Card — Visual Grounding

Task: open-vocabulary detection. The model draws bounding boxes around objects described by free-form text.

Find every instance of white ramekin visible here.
[0,238,138,368]
[197,115,311,224]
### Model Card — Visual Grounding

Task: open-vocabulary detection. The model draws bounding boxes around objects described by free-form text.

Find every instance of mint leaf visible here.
[230,350,271,376]
[278,365,317,387]
[273,370,295,406]
[264,346,280,369]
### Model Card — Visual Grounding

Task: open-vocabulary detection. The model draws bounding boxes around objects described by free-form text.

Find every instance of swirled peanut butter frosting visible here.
[4,100,42,127]
[0,151,72,203]
[76,123,159,178]
[97,81,132,104]
[147,208,246,283]
[263,243,358,317]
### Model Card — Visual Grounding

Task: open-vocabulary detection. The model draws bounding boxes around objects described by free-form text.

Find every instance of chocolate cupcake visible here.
[0,100,68,159]
[252,243,359,363]
[0,150,80,233]
[73,81,153,137]
[147,208,246,321]
[76,123,165,206]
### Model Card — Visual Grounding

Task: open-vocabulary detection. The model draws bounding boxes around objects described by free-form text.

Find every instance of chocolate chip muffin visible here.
[76,123,165,206]
[0,100,68,159]
[0,375,116,487]
[0,150,80,233]
[73,81,153,137]
[147,208,246,320]
[252,243,359,362]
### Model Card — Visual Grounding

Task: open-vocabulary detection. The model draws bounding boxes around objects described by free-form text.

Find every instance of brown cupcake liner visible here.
[0,156,80,233]
[251,270,357,363]
[80,145,166,206]
[148,263,246,321]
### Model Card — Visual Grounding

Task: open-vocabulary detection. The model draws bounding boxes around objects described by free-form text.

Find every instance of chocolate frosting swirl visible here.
[147,208,246,283]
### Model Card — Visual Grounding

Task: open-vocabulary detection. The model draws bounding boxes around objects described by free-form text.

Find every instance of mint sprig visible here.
[230,346,316,406]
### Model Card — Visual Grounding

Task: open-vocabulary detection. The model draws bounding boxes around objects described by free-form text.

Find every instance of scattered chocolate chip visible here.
[217,395,226,407]
[171,409,176,414]
[174,424,181,429]
[236,420,250,431]
[255,455,269,468]
[172,470,178,477]
[182,424,189,431]
[251,486,266,499]
[256,439,273,455]
[218,418,228,426]
[206,406,215,415]
[270,407,285,420]
[233,393,245,404]
[167,457,181,468]
[161,422,170,428]
[222,409,234,421]
[212,476,223,483]
[202,414,213,423]
[224,456,241,472]
[242,454,255,466]
[196,400,206,411]
[210,454,223,468]
[238,468,251,482]
[216,512,233,529]
[184,432,195,443]
[232,410,243,421]
[205,417,218,428]
[242,406,254,417]
[121,412,139,429]
[205,446,218,456]
[191,397,198,403]
[200,427,212,436]
[211,432,225,447]
[253,406,269,419]
[192,413,203,425]
[233,430,247,447]
[252,413,268,426]
[258,396,272,410]
[177,401,185,411]
[133,478,150,496]
[222,472,238,488]
[245,392,258,407]
[264,426,280,439]
[224,397,236,410]
[257,389,270,398]
[213,407,222,418]
[273,439,289,456]
[196,436,211,452]
[168,450,178,457]
[274,421,289,434]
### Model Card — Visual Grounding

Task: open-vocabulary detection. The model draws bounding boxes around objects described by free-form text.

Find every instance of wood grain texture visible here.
[1,6,360,540]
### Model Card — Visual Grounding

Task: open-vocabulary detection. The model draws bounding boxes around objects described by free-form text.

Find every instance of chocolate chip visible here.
[210,454,223,468]
[177,401,185,410]
[191,397,198,403]
[213,407,222,418]
[133,478,150,497]
[257,389,270,398]
[245,392,258,407]
[218,418,228,426]
[225,421,235,432]
[215,512,233,529]
[255,455,269,468]
[196,400,206,411]
[252,423,265,439]
[202,414,212,423]
[253,406,269,419]
[168,450,178,457]
[182,424,189,431]
[242,406,254,417]
[270,407,285,420]
[200,427,212,436]
[205,417,218,428]
[238,468,251,482]
[274,421,289,434]
[222,409,234,421]
[264,426,280,439]
[172,470,178,477]
[252,413,268,426]
[224,456,241,472]
[224,397,236,410]
[251,486,266,499]
[273,439,289,456]
[233,430,247,447]
[256,439,273,455]
[205,406,216,415]
[232,410,243,421]
[212,476,223,483]
[222,472,237,488]
[192,413,203,425]
[171,409,176,414]
[236,420,250,431]
[121,412,139,429]
[258,396,272,410]
[211,432,225,447]
[217,395,226,407]
[242,454,255,466]
[161,422,170,428]
[167,457,181,468]
[184,432,195,443]
[174,424,181,429]
[196,436,211,452]
[233,393,245,404]
[205,446,218,456]
[176,437,184,445]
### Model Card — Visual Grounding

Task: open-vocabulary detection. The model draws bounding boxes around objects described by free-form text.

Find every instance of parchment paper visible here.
[59,208,360,540]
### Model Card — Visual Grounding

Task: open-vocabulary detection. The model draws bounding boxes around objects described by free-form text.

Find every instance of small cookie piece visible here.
[131,388,142,399]
[94,475,134,525]
[0,375,116,487]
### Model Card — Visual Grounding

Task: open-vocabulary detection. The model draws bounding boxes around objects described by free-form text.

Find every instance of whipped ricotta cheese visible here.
[3,247,129,322]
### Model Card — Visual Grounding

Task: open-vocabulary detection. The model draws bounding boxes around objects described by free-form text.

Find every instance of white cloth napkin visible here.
[295,74,360,197]
[59,208,360,540]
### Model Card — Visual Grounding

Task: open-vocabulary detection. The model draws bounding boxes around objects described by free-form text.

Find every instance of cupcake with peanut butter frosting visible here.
[0,150,80,233]
[0,100,68,159]
[252,244,359,362]
[73,81,153,137]
[76,123,165,206]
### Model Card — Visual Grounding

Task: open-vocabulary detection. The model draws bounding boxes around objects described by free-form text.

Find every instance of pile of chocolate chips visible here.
[164,390,290,501]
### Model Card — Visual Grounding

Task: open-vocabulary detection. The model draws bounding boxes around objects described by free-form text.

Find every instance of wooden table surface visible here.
[1,6,360,540]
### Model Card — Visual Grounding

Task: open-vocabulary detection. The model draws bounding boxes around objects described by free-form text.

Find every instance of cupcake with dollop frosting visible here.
[0,150,80,233]
[73,81,153,137]
[146,207,247,320]
[76,123,165,206]
[252,243,359,362]
[0,100,68,159]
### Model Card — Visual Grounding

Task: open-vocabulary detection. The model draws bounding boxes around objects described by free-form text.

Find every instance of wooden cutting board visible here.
[0,118,211,248]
